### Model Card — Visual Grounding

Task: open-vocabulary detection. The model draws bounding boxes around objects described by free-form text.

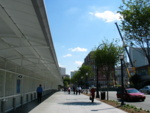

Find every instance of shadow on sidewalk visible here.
[8,91,57,113]
[60,101,101,106]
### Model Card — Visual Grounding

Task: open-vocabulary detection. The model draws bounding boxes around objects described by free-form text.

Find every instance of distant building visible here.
[63,74,70,79]
[83,51,115,88]
[115,66,129,87]
[129,47,150,76]
[125,47,150,88]
[129,47,148,67]
[70,71,77,78]
[59,67,66,76]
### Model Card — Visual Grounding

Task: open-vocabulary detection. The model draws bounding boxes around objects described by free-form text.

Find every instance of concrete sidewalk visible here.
[29,91,127,113]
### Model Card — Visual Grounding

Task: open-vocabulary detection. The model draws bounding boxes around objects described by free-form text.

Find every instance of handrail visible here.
[0,88,54,100]
[0,94,21,100]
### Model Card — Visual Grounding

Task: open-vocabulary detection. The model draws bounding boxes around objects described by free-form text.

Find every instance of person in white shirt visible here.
[78,86,82,95]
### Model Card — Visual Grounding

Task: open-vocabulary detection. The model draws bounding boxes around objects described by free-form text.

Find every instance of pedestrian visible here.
[78,86,82,95]
[68,87,71,94]
[90,85,96,103]
[76,86,79,95]
[73,86,76,94]
[36,84,43,103]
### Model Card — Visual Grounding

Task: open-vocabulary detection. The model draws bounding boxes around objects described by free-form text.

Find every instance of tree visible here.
[63,77,70,87]
[71,65,93,87]
[71,71,81,85]
[63,81,68,88]
[118,0,150,65]
[93,40,123,100]
[79,65,93,88]
[79,65,93,80]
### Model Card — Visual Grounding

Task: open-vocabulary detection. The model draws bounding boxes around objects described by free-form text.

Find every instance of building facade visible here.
[83,52,115,88]
[0,0,62,112]
[129,47,150,76]
[70,71,77,78]
[59,67,66,76]
[129,47,148,67]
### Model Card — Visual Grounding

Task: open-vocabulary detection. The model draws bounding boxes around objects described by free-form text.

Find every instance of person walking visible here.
[68,87,71,94]
[76,86,79,95]
[78,86,82,95]
[90,85,96,103]
[73,86,76,94]
[36,84,43,103]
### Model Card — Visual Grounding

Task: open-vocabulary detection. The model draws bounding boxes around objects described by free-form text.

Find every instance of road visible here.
[105,91,150,111]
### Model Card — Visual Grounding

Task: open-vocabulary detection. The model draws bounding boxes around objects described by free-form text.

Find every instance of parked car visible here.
[139,85,150,94]
[116,88,146,101]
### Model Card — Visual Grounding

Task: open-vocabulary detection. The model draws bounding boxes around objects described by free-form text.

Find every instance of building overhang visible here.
[0,0,63,85]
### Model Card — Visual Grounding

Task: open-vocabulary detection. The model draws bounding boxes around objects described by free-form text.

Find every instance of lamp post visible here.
[86,73,88,94]
[96,65,100,98]
[119,54,125,106]
[147,38,150,63]
[95,45,101,98]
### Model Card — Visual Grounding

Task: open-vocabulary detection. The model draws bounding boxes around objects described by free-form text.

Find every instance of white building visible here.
[70,71,77,78]
[60,67,66,76]
[0,0,63,112]
[129,47,148,67]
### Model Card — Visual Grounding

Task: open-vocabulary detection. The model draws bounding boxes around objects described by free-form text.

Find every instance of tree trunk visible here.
[106,70,109,100]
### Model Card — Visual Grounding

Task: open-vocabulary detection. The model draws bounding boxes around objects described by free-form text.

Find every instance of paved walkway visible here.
[28,91,127,113]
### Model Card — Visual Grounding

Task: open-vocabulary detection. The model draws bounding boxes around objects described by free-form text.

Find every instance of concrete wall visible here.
[0,69,57,113]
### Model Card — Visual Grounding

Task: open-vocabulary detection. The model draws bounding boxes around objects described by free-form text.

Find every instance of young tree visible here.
[79,65,93,88]
[71,65,93,87]
[71,71,81,85]
[93,40,123,100]
[79,65,93,80]
[63,77,70,87]
[118,0,150,64]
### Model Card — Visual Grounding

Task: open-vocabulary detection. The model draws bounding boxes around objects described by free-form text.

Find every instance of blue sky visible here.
[44,0,123,75]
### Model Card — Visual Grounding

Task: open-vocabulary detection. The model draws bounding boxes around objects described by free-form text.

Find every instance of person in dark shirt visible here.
[73,86,76,94]
[36,84,43,103]
[90,85,96,103]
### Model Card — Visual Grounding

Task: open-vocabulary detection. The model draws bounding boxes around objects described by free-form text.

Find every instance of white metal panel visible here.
[0,0,63,85]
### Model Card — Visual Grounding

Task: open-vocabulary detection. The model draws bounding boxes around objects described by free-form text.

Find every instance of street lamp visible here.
[119,54,125,106]
[96,65,100,98]
[95,45,101,98]
[86,73,88,94]
[146,38,150,62]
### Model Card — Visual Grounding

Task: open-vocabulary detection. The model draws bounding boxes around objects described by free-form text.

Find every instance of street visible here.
[106,91,150,111]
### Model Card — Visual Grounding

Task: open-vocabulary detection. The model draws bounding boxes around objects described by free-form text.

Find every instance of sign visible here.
[16,79,21,93]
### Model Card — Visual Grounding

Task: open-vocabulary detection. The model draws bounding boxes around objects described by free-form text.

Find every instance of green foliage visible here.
[118,0,150,64]
[103,100,150,112]
[71,71,81,84]
[63,81,68,87]
[129,73,143,88]
[63,77,70,87]
[93,40,123,70]
[147,110,150,112]
[118,0,150,39]
[71,65,93,85]
[79,65,93,79]
[92,40,123,100]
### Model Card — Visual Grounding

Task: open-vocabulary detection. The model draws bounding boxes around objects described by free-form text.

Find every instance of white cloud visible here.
[75,61,83,66]
[63,54,72,58]
[89,10,122,22]
[69,47,87,52]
